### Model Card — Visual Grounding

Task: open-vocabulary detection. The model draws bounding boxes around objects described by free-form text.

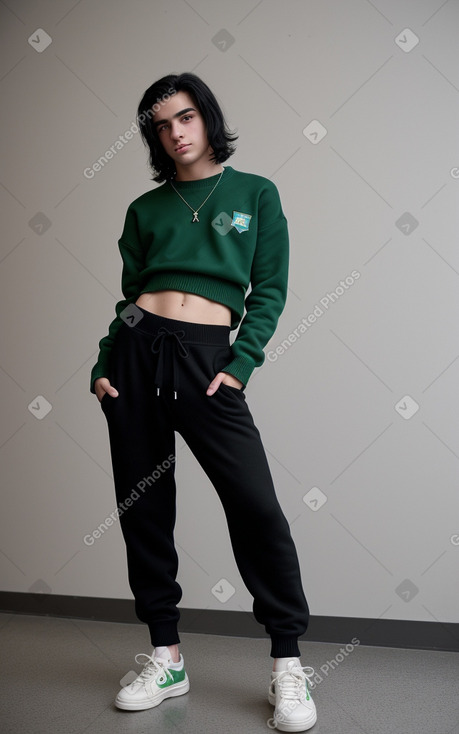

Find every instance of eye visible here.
[181,114,193,122]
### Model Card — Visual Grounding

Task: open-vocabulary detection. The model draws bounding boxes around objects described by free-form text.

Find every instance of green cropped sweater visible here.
[90,166,289,392]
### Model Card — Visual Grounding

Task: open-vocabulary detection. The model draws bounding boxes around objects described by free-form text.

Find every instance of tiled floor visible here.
[0,612,458,734]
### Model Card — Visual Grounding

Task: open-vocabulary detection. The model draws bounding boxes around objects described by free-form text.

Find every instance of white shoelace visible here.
[272,662,315,700]
[133,653,174,685]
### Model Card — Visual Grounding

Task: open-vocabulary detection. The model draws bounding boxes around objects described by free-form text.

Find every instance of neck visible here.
[174,160,224,182]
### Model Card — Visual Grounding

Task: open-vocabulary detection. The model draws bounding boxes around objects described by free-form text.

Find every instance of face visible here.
[153,90,213,173]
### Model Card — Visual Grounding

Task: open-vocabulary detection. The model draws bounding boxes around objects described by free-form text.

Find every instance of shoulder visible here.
[225,169,286,232]
[227,167,280,193]
[225,168,283,213]
[125,182,171,211]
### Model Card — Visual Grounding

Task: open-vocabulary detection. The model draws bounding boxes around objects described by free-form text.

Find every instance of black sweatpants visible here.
[100,307,309,658]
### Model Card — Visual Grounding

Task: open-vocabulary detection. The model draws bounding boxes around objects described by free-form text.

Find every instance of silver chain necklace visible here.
[169,169,224,223]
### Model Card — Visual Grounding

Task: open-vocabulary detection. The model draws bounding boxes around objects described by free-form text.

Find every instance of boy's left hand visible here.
[207,372,243,396]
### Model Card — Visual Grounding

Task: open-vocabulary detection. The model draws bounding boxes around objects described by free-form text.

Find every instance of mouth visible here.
[175,144,190,153]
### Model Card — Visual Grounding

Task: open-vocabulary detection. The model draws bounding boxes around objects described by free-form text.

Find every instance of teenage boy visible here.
[91,72,317,732]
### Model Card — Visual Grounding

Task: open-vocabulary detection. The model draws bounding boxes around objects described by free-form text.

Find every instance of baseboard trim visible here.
[0,591,457,652]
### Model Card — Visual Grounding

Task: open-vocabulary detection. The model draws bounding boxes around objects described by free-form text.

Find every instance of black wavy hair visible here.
[136,72,238,182]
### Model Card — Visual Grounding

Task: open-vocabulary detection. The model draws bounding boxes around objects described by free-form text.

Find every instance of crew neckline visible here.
[169,166,233,190]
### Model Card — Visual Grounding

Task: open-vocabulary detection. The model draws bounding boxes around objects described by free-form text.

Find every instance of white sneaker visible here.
[268,660,317,732]
[115,652,189,711]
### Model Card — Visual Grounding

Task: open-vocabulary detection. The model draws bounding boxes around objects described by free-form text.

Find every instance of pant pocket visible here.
[218,382,246,398]
[100,391,115,412]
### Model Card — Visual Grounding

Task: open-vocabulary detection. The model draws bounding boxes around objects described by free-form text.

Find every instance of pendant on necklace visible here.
[192,211,199,223]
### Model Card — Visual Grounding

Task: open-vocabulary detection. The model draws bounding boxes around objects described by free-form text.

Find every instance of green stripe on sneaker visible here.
[157,668,186,688]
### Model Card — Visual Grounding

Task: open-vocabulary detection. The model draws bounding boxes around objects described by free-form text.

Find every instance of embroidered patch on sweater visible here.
[231,211,252,233]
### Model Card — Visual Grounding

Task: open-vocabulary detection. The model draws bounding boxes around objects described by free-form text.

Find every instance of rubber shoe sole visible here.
[115,673,190,711]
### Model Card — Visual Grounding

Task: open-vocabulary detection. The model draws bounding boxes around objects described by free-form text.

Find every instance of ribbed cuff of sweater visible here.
[221,355,256,388]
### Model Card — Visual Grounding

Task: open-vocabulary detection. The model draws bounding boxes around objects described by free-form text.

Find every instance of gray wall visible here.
[1,0,458,627]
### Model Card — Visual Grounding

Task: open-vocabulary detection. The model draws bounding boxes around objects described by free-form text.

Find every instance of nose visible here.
[170,121,183,140]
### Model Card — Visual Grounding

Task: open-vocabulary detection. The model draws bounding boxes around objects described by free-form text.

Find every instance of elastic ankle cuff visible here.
[148,621,181,647]
[270,636,301,658]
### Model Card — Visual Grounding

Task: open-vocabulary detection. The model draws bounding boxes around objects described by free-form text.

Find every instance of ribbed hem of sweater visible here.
[139,272,244,329]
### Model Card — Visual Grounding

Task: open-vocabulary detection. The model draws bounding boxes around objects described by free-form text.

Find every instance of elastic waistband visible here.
[130,307,231,346]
